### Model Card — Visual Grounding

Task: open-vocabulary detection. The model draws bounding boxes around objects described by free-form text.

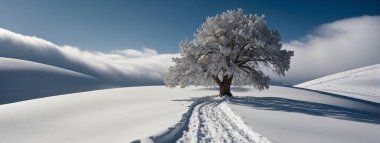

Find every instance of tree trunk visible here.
[219,76,233,97]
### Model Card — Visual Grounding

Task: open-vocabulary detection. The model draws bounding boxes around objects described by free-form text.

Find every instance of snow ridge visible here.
[295,64,380,103]
[145,96,270,143]
[296,64,380,87]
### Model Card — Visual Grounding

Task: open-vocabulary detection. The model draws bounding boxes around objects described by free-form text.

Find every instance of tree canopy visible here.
[165,9,293,96]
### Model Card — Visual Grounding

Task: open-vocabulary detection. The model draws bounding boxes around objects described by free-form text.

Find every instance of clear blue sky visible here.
[0,0,379,53]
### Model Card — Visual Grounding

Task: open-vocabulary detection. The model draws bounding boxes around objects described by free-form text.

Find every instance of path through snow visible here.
[148,97,270,143]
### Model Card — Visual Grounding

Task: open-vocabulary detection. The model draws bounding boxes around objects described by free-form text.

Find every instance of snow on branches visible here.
[165,9,293,94]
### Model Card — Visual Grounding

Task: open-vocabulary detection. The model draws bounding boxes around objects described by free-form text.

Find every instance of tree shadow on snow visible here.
[196,86,251,92]
[228,96,380,124]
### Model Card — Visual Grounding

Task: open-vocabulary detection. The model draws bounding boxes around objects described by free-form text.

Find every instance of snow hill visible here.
[1,86,378,143]
[296,64,380,103]
[0,57,113,104]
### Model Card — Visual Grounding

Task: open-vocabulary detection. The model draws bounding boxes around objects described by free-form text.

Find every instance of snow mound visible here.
[1,86,378,143]
[295,64,380,103]
[0,57,113,104]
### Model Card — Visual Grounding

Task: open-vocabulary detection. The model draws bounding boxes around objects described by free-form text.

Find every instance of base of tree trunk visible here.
[219,90,233,97]
[218,76,233,97]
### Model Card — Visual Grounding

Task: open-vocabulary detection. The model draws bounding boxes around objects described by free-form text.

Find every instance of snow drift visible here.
[296,64,380,103]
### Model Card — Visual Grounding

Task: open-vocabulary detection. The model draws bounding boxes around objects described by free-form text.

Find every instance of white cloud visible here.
[272,15,380,84]
[0,15,378,86]
[112,48,158,58]
[0,28,178,86]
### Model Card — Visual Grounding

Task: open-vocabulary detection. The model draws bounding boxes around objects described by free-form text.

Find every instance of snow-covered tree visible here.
[165,9,293,97]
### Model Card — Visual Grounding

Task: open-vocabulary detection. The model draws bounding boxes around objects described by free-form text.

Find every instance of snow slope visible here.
[0,57,113,104]
[225,86,380,143]
[295,64,380,103]
[0,86,378,143]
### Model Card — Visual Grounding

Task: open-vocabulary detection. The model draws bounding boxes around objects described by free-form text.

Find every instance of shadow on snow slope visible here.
[228,96,380,124]
[290,86,380,105]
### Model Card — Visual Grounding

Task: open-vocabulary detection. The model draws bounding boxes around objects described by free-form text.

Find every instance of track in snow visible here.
[148,97,270,143]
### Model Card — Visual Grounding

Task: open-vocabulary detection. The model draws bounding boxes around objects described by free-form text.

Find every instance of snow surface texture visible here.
[149,97,270,143]
[0,57,112,104]
[296,64,380,103]
[176,98,270,143]
[1,86,378,143]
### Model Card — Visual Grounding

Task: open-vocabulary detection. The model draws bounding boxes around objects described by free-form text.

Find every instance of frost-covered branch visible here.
[164,9,293,96]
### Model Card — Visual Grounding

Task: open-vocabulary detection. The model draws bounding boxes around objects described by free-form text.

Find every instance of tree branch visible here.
[212,75,222,86]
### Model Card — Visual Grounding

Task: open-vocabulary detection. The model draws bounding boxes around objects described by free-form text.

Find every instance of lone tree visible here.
[165,9,293,97]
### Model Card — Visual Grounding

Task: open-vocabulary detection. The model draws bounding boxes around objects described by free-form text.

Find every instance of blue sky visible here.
[0,0,379,53]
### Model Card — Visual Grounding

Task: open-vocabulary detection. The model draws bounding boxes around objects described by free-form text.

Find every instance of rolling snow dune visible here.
[0,57,114,104]
[295,64,380,103]
[0,86,378,143]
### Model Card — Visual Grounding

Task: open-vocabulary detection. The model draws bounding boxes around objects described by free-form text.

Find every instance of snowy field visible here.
[296,64,380,103]
[1,86,379,143]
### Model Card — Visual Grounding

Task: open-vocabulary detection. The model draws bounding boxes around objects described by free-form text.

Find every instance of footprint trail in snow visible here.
[149,97,270,143]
